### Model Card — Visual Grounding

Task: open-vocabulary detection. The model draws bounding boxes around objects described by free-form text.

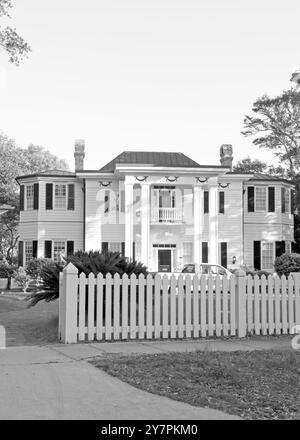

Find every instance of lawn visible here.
[0,293,58,346]
[91,349,300,420]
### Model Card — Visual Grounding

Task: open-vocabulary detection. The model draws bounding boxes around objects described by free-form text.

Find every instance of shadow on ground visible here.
[0,294,58,346]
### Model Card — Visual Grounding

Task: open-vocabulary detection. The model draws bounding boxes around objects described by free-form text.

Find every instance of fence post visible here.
[59,262,79,343]
[235,269,246,338]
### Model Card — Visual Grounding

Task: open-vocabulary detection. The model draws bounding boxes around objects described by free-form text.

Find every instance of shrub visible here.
[26,250,148,306]
[0,262,16,279]
[274,253,300,276]
[25,258,52,280]
[13,267,31,293]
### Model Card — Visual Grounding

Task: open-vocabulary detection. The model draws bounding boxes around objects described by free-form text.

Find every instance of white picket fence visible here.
[58,263,300,343]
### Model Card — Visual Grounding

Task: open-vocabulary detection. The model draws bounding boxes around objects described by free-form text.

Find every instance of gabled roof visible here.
[228,171,293,184]
[99,151,202,172]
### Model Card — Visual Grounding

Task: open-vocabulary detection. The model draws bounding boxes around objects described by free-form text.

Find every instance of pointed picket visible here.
[200,275,207,337]
[87,272,95,341]
[193,274,200,338]
[146,274,153,339]
[138,274,145,340]
[185,275,192,338]
[267,275,274,335]
[154,274,161,339]
[261,275,267,336]
[130,274,137,339]
[288,275,294,333]
[105,273,112,340]
[178,275,184,338]
[96,273,104,340]
[113,273,121,340]
[78,272,86,341]
[222,275,229,336]
[170,275,177,338]
[281,275,288,334]
[122,274,129,339]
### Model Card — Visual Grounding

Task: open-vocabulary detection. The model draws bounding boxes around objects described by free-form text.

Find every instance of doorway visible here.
[158,249,172,272]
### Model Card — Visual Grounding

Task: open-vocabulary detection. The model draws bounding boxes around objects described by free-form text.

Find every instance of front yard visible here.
[91,349,300,420]
[0,293,58,346]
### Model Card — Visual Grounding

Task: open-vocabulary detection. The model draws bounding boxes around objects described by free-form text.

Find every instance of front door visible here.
[158,249,171,272]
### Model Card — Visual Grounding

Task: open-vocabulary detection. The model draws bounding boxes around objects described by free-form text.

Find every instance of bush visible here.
[25,258,52,280]
[26,250,148,306]
[13,267,31,293]
[274,253,300,276]
[0,262,16,279]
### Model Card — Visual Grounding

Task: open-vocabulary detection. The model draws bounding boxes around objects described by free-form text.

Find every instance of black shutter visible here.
[67,241,74,256]
[219,191,225,214]
[133,242,136,261]
[20,185,24,211]
[121,242,125,256]
[220,242,227,267]
[18,241,24,266]
[102,242,108,253]
[202,242,208,263]
[44,240,52,259]
[204,191,209,214]
[248,187,255,212]
[68,184,75,210]
[281,187,285,213]
[253,241,261,270]
[32,240,38,258]
[275,241,282,258]
[291,189,295,213]
[268,187,275,212]
[45,183,53,210]
[281,240,286,254]
[33,183,39,210]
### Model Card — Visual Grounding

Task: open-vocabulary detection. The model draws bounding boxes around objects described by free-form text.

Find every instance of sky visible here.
[0,0,299,171]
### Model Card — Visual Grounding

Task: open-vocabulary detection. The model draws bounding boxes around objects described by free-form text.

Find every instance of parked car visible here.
[155,263,232,280]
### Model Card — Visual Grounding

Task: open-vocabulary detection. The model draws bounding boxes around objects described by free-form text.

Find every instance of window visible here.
[109,242,121,253]
[285,188,290,213]
[286,241,291,254]
[25,241,33,265]
[53,241,66,262]
[26,185,34,210]
[54,184,67,209]
[182,242,193,265]
[255,187,267,211]
[261,242,274,270]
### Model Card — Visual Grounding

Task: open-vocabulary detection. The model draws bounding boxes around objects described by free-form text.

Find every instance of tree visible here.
[233,157,286,177]
[242,89,300,178]
[0,132,69,262]
[0,0,30,65]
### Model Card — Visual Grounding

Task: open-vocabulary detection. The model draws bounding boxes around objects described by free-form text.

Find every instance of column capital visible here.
[207,176,218,186]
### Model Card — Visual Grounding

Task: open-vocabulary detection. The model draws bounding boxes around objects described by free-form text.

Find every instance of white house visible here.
[16,141,295,272]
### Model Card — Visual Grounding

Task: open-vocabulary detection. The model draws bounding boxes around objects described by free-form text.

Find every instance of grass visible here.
[0,293,58,346]
[91,349,300,420]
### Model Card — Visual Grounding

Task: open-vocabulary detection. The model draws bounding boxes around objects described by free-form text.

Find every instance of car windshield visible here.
[182,264,195,273]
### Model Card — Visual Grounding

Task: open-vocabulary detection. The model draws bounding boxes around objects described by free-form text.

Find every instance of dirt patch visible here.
[0,294,59,346]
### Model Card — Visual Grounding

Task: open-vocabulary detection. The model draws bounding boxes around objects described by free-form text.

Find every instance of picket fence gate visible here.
[58,263,300,343]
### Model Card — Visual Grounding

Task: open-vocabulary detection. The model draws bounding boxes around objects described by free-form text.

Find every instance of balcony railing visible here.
[151,207,183,223]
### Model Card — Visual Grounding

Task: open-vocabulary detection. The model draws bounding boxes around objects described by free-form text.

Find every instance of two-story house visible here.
[16,141,295,272]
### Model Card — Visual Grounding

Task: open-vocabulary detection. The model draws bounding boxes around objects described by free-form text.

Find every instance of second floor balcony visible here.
[151,207,183,224]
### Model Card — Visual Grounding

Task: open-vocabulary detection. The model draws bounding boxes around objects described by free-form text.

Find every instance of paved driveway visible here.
[0,293,58,346]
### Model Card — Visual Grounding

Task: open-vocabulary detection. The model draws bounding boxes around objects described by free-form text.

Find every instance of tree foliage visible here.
[233,157,286,177]
[242,89,300,178]
[0,0,30,65]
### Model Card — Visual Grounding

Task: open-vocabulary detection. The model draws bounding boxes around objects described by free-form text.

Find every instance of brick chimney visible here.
[220,144,233,170]
[74,139,85,171]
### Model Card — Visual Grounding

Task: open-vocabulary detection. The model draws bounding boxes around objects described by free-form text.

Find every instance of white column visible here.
[193,185,203,264]
[125,182,134,259]
[208,179,219,264]
[141,183,150,267]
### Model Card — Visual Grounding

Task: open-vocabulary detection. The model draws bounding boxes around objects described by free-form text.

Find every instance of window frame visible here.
[255,186,267,212]
[24,241,33,266]
[25,184,34,211]
[53,240,66,262]
[54,183,67,210]
[261,241,275,271]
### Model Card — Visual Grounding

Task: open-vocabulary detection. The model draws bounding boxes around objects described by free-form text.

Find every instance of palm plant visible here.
[26,250,148,306]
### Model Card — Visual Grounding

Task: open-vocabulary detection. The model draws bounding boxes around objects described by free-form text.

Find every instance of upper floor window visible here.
[248,186,275,213]
[281,187,290,213]
[26,185,34,210]
[54,184,67,209]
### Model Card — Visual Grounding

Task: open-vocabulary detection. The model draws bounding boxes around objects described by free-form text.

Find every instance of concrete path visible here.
[0,344,241,420]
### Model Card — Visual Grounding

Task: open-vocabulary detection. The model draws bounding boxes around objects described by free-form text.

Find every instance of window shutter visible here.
[275,241,282,258]
[204,191,209,214]
[253,241,261,270]
[45,183,53,210]
[268,187,275,212]
[219,191,225,214]
[121,242,125,256]
[18,241,24,266]
[67,241,74,256]
[281,187,285,213]
[202,242,208,263]
[33,183,39,210]
[220,242,227,267]
[281,240,285,254]
[20,185,25,211]
[32,240,38,258]
[102,242,108,253]
[44,240,52,259]
[132,242,136,261]
[68,184,75,210]
[291,189,295,213]
[248,187,255,212]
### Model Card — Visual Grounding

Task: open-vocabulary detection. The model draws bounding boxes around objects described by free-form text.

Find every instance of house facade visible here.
[16,141,295,272]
